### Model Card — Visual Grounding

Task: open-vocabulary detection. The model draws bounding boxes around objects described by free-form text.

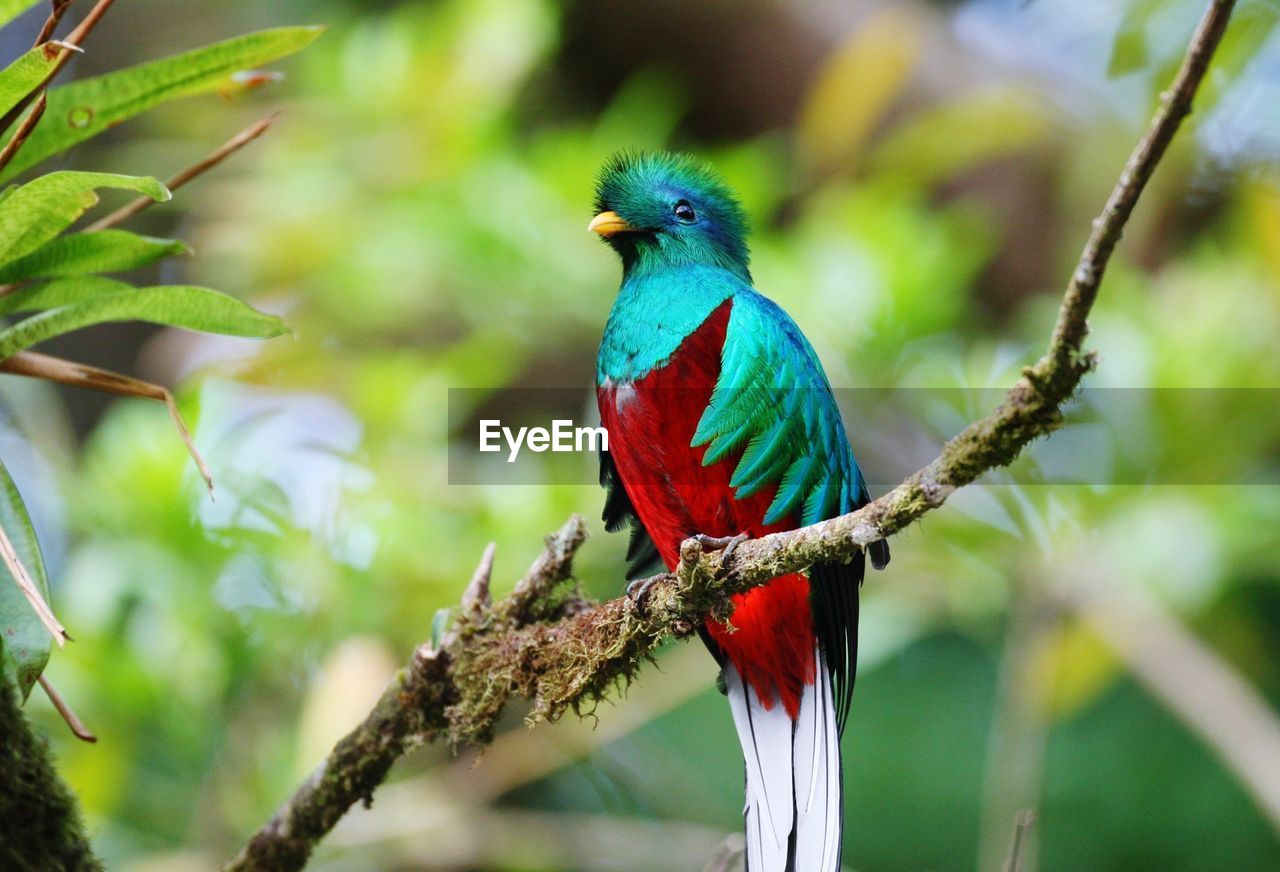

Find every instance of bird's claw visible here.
[694,533,749,577]
[626,575,661,613]
[628,533,748,613]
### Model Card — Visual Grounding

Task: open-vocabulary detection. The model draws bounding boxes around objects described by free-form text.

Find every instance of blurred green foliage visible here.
[2,0,1279,869]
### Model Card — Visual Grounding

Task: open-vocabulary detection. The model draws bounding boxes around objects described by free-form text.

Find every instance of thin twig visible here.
[224,2,1239,869]
[59,0,114,46]
[84,113,279,232]
[979,586,1054,872]
[37,674,97,743]
[0,512,67,647]
[34,0,76,46]
[1003,810,1035,872]
[0,91,47,176]
[1044,0,1236,369]
[0,351,214,494]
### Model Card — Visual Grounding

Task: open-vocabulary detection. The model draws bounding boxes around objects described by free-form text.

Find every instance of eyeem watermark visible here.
[479,419,609,462]
[448,387,1280,485]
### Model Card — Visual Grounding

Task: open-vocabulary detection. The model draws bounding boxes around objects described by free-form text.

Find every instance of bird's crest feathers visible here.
[593,150,750,277]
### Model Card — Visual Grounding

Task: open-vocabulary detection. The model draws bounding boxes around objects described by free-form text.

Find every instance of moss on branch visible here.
[0,679,100,871]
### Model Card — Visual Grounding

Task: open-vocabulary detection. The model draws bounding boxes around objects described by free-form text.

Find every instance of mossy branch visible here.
[0,678,100,871]
[224,2,1237,869]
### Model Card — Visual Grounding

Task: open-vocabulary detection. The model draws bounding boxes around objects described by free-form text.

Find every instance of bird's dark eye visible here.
[673,200,697,223]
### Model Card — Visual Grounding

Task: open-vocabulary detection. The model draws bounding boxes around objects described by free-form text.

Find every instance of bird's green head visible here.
[590,151,750,280]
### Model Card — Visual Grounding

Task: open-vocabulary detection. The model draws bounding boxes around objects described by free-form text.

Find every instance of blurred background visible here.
[2,0,1280,869]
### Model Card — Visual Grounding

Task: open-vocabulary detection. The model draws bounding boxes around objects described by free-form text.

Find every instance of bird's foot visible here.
[694,533,749,577]
[626,575,661,613]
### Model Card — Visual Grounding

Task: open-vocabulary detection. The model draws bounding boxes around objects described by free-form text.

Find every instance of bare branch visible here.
[225,2,1239,869]
[85,113,279,232]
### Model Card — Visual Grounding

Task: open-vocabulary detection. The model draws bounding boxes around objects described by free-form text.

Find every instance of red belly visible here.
[598,299,814,717]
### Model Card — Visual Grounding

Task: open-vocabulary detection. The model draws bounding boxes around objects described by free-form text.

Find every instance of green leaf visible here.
[0,274,127,316]
[0,281,288,358]
[0,230,189,283]
[0,26,324,181]
[0,44,59,120]
[0,171,170,266]
[0,0,37,31]
[0,458,52,700]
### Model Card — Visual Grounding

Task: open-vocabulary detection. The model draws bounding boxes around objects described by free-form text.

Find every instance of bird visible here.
[592,151,889,872]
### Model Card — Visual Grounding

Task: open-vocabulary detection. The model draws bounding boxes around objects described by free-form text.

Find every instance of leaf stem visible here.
[34,0,76,47]
[0,91,47,176]
[37,674,97,743]
[0,514,67,647]
[85,113,279,232]
[0,351,214,494]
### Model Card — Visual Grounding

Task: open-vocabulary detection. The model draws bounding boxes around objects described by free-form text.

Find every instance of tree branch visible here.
[0,677,100,871]
[224,2,1238,868]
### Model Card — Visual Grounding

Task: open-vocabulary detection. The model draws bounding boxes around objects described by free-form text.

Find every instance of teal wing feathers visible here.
[692,290,867,528]
[692,289,888,730]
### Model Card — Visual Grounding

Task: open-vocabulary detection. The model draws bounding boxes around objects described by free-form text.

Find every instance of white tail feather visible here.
[726,664,792,869]
[725,647,843,872]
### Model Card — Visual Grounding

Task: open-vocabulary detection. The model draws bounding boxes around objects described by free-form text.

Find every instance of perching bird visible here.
[592,152,888,872]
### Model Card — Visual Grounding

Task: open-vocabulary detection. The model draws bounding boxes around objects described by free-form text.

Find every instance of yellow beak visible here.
[588,210,637,238]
